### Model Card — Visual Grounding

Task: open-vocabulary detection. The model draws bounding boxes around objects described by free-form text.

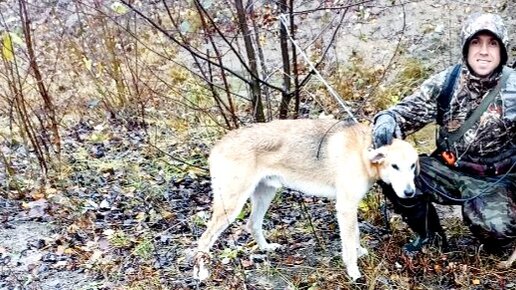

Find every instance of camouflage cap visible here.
[460,13,509,65]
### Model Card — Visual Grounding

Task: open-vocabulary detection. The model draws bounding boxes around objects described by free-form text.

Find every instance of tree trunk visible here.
[234,0,265,122]
[278,0,291,119]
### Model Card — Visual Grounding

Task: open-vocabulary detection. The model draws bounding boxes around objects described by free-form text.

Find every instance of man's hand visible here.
[372,113,397,148]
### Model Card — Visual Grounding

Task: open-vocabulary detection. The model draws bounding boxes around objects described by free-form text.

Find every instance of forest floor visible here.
[2,0,516,289]
[2,106,516,290]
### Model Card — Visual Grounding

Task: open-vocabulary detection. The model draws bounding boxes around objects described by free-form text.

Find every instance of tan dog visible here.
[192,119,419,281]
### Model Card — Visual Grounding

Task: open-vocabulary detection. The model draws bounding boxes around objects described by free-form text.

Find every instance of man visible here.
[372,12,516,252]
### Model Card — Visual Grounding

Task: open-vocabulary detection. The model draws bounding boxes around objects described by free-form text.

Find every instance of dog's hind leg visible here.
[193,175,257,280]
[246,182,281,251]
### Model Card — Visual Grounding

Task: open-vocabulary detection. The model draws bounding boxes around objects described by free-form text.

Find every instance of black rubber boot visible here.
[379,181,448,253]
[402,231,448,253]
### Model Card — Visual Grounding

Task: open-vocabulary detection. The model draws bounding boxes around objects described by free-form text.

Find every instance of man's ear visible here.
[368,147,386,164]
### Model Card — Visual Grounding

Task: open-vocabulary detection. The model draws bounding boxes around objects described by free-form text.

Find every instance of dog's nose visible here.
[404,187,416,198]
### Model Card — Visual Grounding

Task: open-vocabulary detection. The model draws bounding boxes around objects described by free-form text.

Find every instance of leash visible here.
[381,194,392,233]
[419,159,516,203]
[295,193,326,251]
[278,12,361,247]
[278,13,364,162]
[315,119,354,159]
[278,14,358,124]
[381,158,516,239]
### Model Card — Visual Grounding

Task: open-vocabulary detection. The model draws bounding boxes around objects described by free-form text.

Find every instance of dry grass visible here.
[188,192,516,289]
[0,1,515,289]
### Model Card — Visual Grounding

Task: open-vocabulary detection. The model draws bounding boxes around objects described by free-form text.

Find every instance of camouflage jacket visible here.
[384,65,516,161]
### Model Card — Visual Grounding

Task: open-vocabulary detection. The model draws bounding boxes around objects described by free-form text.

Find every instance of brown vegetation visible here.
[0,0,515,289]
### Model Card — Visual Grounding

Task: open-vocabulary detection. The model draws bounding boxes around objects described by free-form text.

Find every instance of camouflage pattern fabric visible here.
[385,64,516,160]
[375,13,516,245]
[380,13,516,161]
[416,155,516,244]
[460,13,509,65]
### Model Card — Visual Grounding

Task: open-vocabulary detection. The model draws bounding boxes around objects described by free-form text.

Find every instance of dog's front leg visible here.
[336,197,362,281]
[356,222,368,258]
[498,247,516,269]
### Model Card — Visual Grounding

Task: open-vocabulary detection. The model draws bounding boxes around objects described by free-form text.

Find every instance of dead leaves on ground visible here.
[2,120,516,289]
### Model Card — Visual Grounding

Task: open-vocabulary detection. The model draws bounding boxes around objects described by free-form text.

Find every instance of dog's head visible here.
[368,139,419,199]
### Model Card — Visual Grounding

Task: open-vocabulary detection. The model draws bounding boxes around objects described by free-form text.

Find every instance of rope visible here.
[278,14,358,124]
[419,160,516,203]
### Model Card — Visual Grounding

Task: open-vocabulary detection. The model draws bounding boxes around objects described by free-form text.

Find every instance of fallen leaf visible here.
[89,250,103,263]
[55,260,68,267]
[99,199,110,209]
[434,264,442,273]
[241,259,253,268]
[136,212,146,221]
[56,245,67,255]
[103,229,115,237]
[26,199,49,218]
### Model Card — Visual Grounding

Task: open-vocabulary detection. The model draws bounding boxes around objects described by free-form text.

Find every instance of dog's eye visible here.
[391,164,399,170]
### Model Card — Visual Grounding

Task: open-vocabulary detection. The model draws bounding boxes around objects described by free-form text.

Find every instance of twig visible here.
[120,0,285,93]
[296,193,326,251]
[146,142,209,173]
[279,14,358,123]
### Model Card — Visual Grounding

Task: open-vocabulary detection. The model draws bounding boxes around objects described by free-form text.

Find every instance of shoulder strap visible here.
[437,64,461,126]
[443,66,512,145]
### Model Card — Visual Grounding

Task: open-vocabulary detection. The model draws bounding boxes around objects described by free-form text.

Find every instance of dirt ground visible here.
[0,218,91,290]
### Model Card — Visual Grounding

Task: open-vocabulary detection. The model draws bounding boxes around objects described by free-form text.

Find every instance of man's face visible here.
[467,32,501,77]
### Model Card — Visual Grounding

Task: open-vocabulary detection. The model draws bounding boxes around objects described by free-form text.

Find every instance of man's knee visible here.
[464,213,516,247]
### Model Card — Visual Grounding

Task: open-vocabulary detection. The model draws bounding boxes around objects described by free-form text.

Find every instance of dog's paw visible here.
[346,266,362,281]
[497,260,513,269]
[192,251,211,281]
[193,263,210,281]
[259,242,282,251]
[357,246,368,258]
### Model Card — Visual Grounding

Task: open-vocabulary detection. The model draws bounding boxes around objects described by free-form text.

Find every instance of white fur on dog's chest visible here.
[263,175,337,198]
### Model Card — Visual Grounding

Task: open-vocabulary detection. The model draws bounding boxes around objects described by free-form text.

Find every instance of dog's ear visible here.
[368,148,386,164]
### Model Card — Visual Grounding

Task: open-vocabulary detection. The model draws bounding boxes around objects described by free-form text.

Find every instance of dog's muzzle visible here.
[404,187,416,198]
